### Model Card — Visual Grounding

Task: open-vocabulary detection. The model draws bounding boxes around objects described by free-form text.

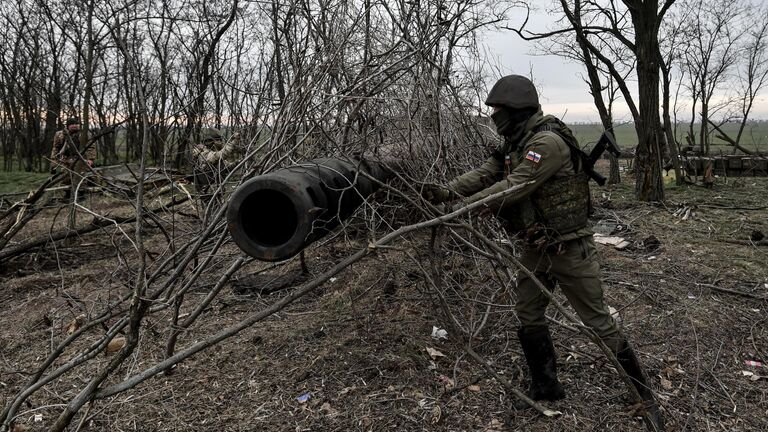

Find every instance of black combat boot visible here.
[512,326,566,410]
[616,340,666,431]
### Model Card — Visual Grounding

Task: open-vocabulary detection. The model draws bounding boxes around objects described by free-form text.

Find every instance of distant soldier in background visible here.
[50,117,96,199]
[191,128,240,210]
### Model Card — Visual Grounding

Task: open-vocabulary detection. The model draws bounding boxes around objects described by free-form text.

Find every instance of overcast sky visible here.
[479,4,768,124]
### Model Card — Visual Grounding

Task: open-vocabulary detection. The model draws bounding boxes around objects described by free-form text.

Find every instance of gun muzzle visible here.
[226,158,392,262]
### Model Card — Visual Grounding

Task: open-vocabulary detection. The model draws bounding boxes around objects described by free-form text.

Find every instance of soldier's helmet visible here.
[485,75,540,110]
[202,128,223,145]
[65,117,80,126]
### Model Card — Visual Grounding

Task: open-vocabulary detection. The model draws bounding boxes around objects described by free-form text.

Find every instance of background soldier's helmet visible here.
[65,117,80,126]
[202,128,223,145]
[485,75,540,110]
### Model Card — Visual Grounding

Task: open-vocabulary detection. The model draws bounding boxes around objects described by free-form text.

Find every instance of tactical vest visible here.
[496,123,591,238]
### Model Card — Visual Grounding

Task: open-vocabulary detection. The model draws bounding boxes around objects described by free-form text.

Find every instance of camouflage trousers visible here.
[515,235,624,353]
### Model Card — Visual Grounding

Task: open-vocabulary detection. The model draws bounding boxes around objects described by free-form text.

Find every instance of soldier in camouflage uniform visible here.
[50,117,96,197]
[191,128,240,208]
[50,117,95,173]
[423,75,664,429]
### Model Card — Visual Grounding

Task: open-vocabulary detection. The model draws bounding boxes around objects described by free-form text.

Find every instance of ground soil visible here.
[1,172,767,431]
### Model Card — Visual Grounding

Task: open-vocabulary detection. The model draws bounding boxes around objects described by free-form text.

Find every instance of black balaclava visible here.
[491,107,534,149]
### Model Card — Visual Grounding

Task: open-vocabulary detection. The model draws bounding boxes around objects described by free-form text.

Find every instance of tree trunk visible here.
[43,51,61,170]
[700,92,709,154]
[630,0,665,201]
[661,57,683,185]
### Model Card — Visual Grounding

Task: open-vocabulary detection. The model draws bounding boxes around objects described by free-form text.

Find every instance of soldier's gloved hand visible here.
[421,184,452,204]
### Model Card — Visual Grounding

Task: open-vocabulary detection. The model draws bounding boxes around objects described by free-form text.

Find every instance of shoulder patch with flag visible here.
[525,150,542,163]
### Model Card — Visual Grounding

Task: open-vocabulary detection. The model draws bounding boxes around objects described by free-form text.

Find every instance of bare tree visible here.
[659,2,691,183]
[539,1,630,184]
[509,0,676,201]
[678,0,745,154]
[708,3,768,154]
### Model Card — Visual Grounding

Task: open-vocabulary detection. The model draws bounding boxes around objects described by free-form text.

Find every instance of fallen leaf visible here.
[320,402,339,417]
[468,384,481,392]
[66,314,86,334]
[105,336,126,354]
[430,405,442,424]
[426,347,446,359]
[660,377,673,390]
[543,409,562,417]
[486,418,504,431]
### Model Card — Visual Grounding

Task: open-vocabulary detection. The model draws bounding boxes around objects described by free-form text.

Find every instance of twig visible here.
[724,239,768,247]
[698,204,768,211]
[697,283,767,301]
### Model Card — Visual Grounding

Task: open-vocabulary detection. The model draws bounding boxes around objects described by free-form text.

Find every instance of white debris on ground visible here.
[594,233,632,250]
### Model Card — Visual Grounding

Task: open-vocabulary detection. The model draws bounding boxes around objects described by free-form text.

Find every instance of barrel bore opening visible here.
[239,189,298,247]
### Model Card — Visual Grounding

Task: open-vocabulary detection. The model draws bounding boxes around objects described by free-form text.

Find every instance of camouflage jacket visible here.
[191,137,238,167]
[51,129,96,171]
[447,110,593,242]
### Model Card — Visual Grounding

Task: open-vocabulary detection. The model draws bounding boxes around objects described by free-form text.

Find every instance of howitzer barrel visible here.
[226,158,392,261]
